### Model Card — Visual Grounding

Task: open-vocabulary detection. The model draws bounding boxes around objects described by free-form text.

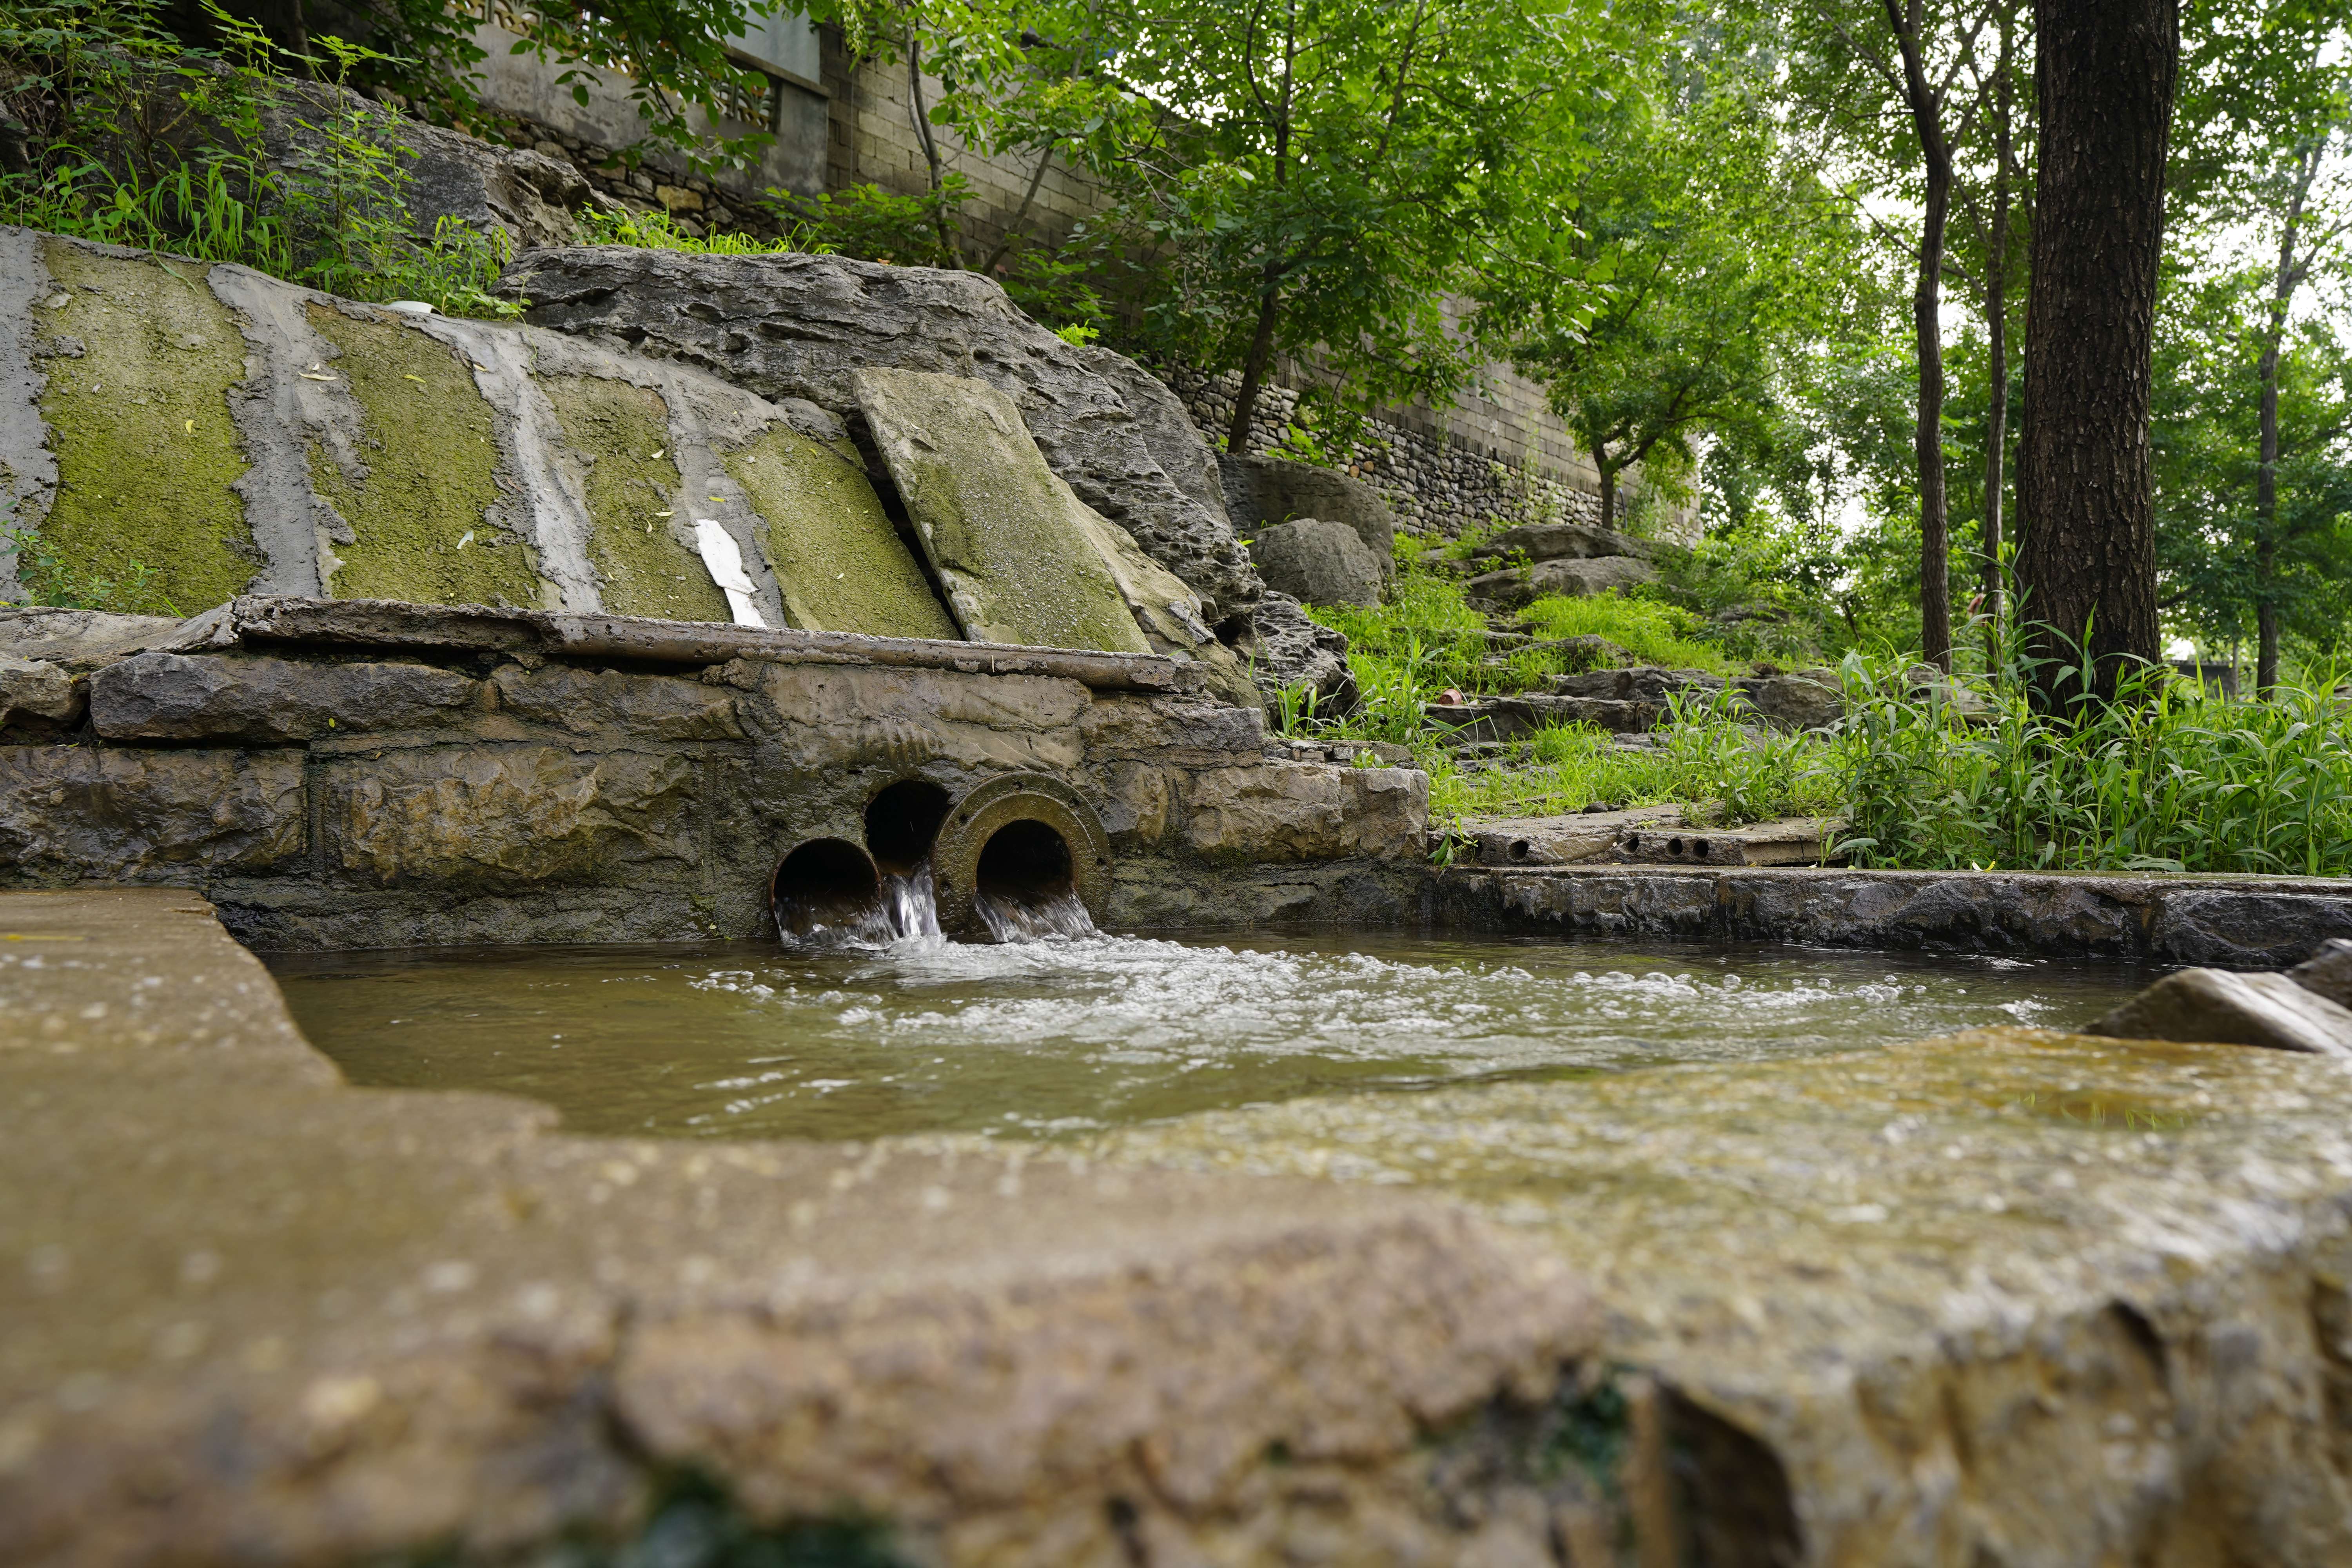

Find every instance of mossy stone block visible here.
[851,368,1149,654]
[726,423,957,640]
[539,374,730,623]
[304,304,539,609]
[29,243,258,616]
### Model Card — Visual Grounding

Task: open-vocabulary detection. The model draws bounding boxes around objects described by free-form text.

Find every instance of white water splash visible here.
[976,887,1098,943]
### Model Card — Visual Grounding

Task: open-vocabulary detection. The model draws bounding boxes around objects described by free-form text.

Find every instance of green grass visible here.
[1518,592,1737,672]
[1425,698,1842,828]
[574,203,813,255]
[1835,653,2352,876]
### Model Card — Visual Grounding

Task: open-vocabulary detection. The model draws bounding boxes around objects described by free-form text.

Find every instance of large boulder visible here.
[497,247,1263,620]
[1464,555,1657,608]
[2087,967,2352,1055]
[1470,522,1659,564]
[1220,453,1396,574]
[1250,518,1384,608]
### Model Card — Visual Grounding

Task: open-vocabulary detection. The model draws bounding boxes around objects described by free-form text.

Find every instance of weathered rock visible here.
[2085,967,2352,1055]
[0,744,305,879]
[498,245,1261,619]
[1465,555,1657,608]
[1438,692,1662,739]
[1468,806,1686,866]
[1554,665,1724,704]
[0,229,955,635]
[88,651,475,741]
[1090,1027,2352,1566]
[2288,937,2352,1009]
[1244,593,1359,714]
[1072,343,1233,528]
[0,654,78,728]
[0,607,182,669]
[489,662,743,741]
[1183,761,1427,864]
[0,888,1601,1568]
[1744,668,1843,730]
[1069,503,1261,709]
[396,122,590,250]
[851,368,1152,654]
[1220,452,1396,572]
[1470,521,1659,564]
[323,745,702,889]
[1249,517,1385,607]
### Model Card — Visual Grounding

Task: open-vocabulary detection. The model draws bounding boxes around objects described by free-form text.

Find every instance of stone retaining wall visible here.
[0,600,1428,948]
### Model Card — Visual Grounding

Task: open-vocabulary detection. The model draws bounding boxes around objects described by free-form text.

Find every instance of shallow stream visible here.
[270,932,2156,1143]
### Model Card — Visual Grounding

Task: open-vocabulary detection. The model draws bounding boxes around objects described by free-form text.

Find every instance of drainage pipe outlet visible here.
[930,774,1112,942]
[771,837,886,945]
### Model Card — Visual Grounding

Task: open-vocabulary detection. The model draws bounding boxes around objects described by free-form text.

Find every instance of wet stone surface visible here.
[1081,1028,2352,1565]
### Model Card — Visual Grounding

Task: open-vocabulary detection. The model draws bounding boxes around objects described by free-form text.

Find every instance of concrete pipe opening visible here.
[771,838,884,946]
[931,774,1112,944]
[866,779,953,876]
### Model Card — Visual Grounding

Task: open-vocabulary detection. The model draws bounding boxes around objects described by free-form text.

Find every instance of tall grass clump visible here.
[1,0,519,316]
[1833,644,2352,877]
[1425,689,1841,826]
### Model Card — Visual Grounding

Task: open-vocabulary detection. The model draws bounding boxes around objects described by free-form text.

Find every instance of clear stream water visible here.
[268,930,2157,1143]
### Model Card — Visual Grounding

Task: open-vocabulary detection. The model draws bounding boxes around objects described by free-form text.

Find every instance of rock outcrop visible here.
[1469,521,1660,565]
[1249,517,1384,608]
[1220,452,1397,574]
[497,246,1263,621]
[1243,593,1360,714]
[1465,554,1658,606]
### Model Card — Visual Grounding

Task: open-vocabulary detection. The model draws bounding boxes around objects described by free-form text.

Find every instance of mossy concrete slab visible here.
[539,374,731,623]
[852,368,1151,653]
[303,303,541,608]
[26,241,258,615]
[724,423,957,640]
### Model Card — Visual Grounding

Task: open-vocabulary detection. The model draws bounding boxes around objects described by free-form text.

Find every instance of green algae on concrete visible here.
[303,303,539,608]
[539,374,731,623]
[27,243,258,616]
[725,423,958,640]
[851,368,1150,653]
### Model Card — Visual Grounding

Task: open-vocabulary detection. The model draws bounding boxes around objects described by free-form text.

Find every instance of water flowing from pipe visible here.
[976,886,1098,943]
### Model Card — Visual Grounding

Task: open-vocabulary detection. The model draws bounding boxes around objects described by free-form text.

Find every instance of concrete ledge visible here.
[0,888,1600,1565]
[172,596,1207,693]
[1433,863,2352,966]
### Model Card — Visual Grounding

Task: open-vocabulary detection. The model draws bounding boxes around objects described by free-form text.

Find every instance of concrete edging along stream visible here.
[1432,862,2352,967]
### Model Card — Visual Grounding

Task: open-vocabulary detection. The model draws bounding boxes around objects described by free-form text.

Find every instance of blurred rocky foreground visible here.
[12,887,2352,1566]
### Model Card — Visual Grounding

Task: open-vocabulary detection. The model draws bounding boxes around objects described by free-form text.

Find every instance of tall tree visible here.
[1089,0,1620,453]
[2013,0,2175,704]
[2247,129,2347,691]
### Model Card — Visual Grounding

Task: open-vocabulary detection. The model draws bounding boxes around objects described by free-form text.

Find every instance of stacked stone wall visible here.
[1167,367,1611,543]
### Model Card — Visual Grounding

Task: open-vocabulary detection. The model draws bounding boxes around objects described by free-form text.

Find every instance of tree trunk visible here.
[1888,0,1953,671]
[1593,444,1618,534]
[2015,0,2175,706]
[1226,275,1282,454]
[2252,149,2316,699]
[1981,14,2014,669]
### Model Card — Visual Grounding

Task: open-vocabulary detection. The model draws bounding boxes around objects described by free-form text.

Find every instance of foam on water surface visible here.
[269,931,2159,1143]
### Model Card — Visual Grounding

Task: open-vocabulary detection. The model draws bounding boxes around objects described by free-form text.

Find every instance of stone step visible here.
[1466,809,1840,868]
